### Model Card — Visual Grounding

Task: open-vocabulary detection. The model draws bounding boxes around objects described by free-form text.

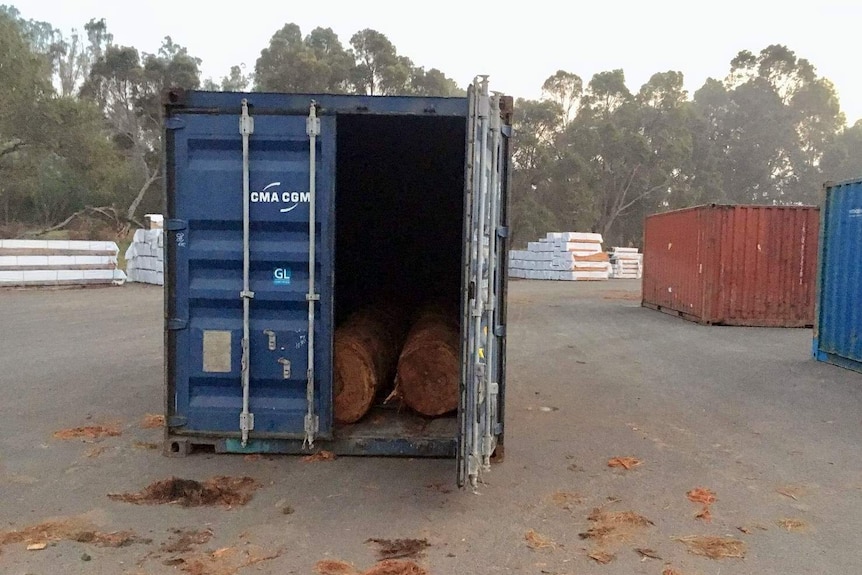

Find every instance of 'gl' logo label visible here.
[273,267,291,285]
[251,182,310,213]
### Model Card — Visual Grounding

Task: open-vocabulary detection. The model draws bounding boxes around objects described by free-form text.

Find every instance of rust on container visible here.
[642,204,820,327]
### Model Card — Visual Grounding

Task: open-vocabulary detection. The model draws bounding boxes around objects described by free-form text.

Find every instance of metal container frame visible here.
[813,178,862,372]
[642,204,820,327]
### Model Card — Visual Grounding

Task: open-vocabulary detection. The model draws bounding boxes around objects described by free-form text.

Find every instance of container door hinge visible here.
[166,219,187,231]
[494,423,503,435]
[501,125,513,138]
[494,324,506,337]
[304,412,319,440]
[496,226,510,238]
[239,412,254,434]
[168,318,188,330]
[164,117,186,130]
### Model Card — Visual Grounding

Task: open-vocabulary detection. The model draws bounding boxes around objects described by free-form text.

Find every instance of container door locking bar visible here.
[304,101,320,448]
[239,99,255,446]
[482,94,502,471]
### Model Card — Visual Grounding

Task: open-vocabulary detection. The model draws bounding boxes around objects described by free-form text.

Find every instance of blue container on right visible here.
[813,178,862,372]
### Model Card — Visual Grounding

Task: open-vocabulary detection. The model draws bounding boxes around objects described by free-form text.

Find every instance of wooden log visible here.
[394,305,460,417]
[333,306,405,424]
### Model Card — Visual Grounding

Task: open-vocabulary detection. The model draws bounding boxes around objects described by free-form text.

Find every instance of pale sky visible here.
[10,0,862,125]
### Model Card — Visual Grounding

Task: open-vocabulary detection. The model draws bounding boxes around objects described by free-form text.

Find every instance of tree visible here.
[821,121,862,182]
[509,98,566,246]
[0,10,50,158]
[699,45,845,205]
[580,69,631,119]
[255,24,353,93]
[410,67,464,97]
[0,11,124,226]
[541,70,583,128]
[220,64,251,91]
[350,29,415,95]
[82,35,201,220]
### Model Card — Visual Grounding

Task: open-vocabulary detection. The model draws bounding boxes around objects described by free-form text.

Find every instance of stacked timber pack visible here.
[508,232,610,280]
[0,239,126,287]
[125,228,164,285]
[609,247,643,279]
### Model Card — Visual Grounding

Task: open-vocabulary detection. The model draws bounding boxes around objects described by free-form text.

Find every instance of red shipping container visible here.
[642,204,820,327]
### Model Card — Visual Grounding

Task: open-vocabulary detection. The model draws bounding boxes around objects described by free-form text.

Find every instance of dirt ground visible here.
[1,280,861,574]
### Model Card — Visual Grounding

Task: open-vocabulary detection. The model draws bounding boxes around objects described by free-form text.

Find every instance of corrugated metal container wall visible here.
[161,83,512,488]
[813,179,862,372]
[643,204,820,326]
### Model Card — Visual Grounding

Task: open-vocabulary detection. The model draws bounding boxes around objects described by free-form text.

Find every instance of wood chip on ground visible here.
[0,517,149,548]
[738,524,768,534]
[607,456,642,470]
[86,446,109,458]
[366,538,430,560]
[674,535,746,559]
[778,518,807,531]
[53,424,121,440]
[686,487,716,505]
[315,560,358,575]
[695,506,712,522]
[580,509,654,545]
[662,568,684,575]
[160,529,214,553]
[635,547,662,560]
[177,544,282,575]
[776,486,807,500]
[302,450,337,462]
[551,491,583,509]
[141,414,165,429]
[132,441,160,450]
[108,476,261,507]
[362,559,428,575]
[588,550,615,564]
[525,529,556,550]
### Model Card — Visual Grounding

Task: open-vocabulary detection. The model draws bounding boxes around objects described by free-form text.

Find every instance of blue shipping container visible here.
[813,178,862,372]
[162,81,511,487]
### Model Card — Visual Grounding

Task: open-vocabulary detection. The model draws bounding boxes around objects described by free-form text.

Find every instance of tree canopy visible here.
[0,5,859,245]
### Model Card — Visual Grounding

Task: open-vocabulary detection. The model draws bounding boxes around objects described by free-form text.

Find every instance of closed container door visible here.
[165,105,334,440]
[817,181,862,364]
[459,79,507,488]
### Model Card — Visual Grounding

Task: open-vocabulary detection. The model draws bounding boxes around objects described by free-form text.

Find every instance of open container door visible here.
[163,91,334,454]
[458,78,508,488]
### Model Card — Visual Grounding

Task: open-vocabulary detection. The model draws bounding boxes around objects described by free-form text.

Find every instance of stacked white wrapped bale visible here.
[125,229,164,285]
[609,247,643,279]
[508,232,610,280]
[0,239,126,286]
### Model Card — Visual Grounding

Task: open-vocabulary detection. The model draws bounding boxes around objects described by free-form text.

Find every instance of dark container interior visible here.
[333,113,467,437]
